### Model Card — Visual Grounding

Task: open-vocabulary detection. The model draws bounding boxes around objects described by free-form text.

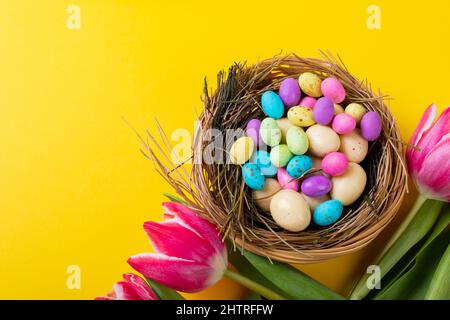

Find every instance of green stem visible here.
[349,194,427,300]
[224,269,286,300]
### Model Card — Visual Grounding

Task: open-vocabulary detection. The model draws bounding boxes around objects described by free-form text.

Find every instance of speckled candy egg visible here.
[253,178,281,212]
[321,152,349,176]
[277,167,300,191]
[302,193,330,211]
[339,129,368,163]
[313,97,335,125]
[276,118,292,143]
[246,119,265,148]
[286,126,309,155]
[287,106,315,127]
[250,150,277,177]
[360,111,382,141]
[270,189,311,232]
[306,124,340,157]
[313,200,344,226]
[345,103,367,125]
[229,136,254,164]
[298,72,322,97]
[242,163,265,190]
[301,175,332,197]
[261,91,284,119]
[279,78,301,107]
[331,162,367,206]
[299,96,317,108]
[321,77,346,103]
[260,118,282,147]
[332,113,356,134]
[286,155,313,178]
[270,144,293,167]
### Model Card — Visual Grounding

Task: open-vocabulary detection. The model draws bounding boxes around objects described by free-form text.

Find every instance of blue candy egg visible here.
[242,163,265,190]
[286,155,313,178]
[261,91,284,119]
[250,150,277,177]
[313,200,343,226]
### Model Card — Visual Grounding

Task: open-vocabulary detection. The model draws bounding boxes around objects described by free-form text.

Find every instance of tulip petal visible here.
[409,104,437,147]
[122,273,158,300]
[128,253,223,292]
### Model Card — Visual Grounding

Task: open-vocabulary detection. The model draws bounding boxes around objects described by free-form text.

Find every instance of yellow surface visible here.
[0,0,449,299]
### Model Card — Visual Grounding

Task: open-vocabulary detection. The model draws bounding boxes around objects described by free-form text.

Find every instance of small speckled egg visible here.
[260,118,282,147]
[313,200,344,226]
[270,144,293,167]
[345,103,367,125]
[277,167,300,191]
[250,150,277,177]
[302,193,330,211]
[261,91,284,119]
[279,78,301,107]
[321,152,349,176]
[298,72,322,97]
[331,162,367,206]
[229,136,254,164]
[313,97,335,125]
[334,104,345,115]
[253,178,281,212]
[270,189,311,232]
[332,113,356,134]
[321,77,346,103]
[287,106,315,127]
[306,124,341,157]
[299,96,317,108]
[286,155,313,178]
[246,119,265,149]
[339,129,369,163]
[242,163,265,190]
[276,118,292,143]
[360,111,382,141]
[286,126,309,155]
[301,175,332,197]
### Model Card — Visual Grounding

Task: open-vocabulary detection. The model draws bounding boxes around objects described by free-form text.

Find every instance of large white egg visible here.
[331,162,367,206]
[253,178,282,212]
[339,129,369,163]
[270,189,311,232]
[306,124,340,157]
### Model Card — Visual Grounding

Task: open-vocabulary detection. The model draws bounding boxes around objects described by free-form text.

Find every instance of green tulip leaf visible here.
[146,278,185,300]
[425,242,450,299]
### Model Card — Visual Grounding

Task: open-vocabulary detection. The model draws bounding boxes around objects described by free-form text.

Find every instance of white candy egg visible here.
[331,162,367,206]
[270,189,311,232]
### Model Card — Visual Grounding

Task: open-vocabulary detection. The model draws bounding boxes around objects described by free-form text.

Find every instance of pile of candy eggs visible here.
[229,72,382,232]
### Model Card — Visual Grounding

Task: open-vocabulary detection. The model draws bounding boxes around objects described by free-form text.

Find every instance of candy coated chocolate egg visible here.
[301,175,332,197]
[360,111,382,141]
[287,106,315,127]
[298,72,322,97]
[250,150,277,177]
[339,130,368,163]
[279,78,301,107]
[246,119,265,148]
[313,200,343,226]
[321,77,346,103]
[253,178,281,212]
[302,193,330,211]
[313,97,335,125]
[242,163,265,190]
[331,162,367,206]
[332,113,356,134]
[286,126,309,155]
[286,155,313,178]
[321,152,348,176]
[260,118,282,147]
[311,156,322,170]
[270,144,293,167]
[261,91,284,119]
[345,103,367,125]
[230,136,254,164]
[277,167,300,191]
[306,124,340,157]
[334,104,344,115]
[276,118,292,143]
[299,96,317,108]
[270,189,311,232]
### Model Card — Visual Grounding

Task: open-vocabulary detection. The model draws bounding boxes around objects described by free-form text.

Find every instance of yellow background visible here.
[0,0,449,299]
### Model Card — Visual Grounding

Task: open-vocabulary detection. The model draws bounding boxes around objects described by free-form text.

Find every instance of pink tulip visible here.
[406,104,450,201]
[127,202,228,293]
[95,273,158,300]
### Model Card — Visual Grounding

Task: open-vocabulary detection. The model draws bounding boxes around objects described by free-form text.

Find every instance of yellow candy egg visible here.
[345,103,367,125]
[270,189,311,231]
[287,106,315,127]
[298,72,323,97]
[229,136,254,164]
[334,103,345,115]
[253,178,282,212]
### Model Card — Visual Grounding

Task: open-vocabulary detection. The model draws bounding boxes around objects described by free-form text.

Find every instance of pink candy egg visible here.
[299,96,317,108]
[321,77,346,103]
[321,152,348,176]
[332,113,356,134]
[277,167,300,191]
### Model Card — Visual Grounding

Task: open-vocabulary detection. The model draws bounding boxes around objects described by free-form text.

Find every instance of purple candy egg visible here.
[360,111,382,141]
[246,119,265,148]
[301,175,332,197]
[279,78,301,107]
[313,97,334,125]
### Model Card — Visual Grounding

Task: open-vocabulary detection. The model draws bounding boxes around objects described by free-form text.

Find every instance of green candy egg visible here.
[260,118,282,147]
[286,126,309,155]
[270,144,293,167]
